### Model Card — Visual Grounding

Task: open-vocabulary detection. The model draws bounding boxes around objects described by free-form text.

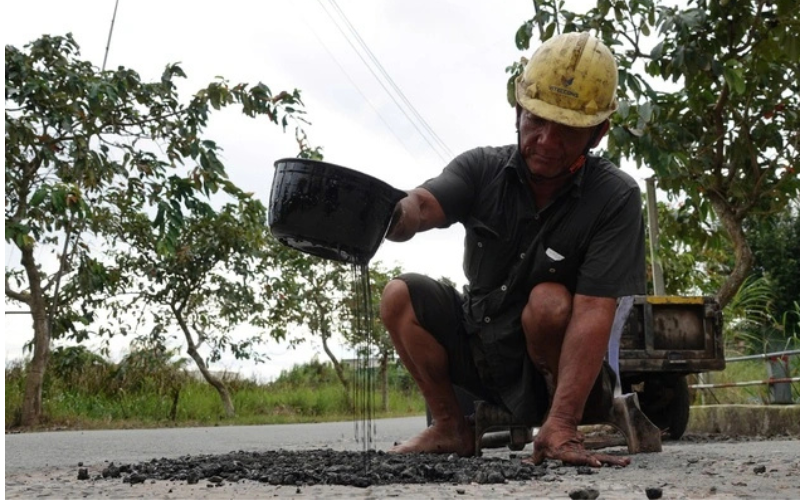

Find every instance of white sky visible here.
[4,0,652,381]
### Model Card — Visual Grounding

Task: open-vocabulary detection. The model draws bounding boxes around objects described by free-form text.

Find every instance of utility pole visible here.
[646,177,666,296]
[102,0,121,72]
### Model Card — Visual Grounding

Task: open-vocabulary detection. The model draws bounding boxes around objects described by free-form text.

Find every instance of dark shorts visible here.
[395,272,615,424]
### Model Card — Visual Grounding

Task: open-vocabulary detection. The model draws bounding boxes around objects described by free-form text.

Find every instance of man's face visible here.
[518,109,598,180]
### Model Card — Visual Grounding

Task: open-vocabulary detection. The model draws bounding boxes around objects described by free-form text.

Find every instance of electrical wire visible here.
[328,0,454,159]
[303,16,419,161]
[317,0,453,163]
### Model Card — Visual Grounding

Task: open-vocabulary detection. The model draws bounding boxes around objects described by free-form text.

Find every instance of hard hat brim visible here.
[515,74,617,129]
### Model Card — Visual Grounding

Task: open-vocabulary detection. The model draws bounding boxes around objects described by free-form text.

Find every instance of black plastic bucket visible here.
[268,158,407,264]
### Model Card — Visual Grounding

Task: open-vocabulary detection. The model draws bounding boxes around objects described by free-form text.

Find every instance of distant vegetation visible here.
[6,343,797,431]
[4,345,426,431]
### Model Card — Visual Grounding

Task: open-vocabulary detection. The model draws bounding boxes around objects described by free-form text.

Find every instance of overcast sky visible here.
[4,0,651,380]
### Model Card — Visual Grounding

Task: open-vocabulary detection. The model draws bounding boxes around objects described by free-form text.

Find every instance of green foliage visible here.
[6,33,305,265]
[5,31,310,334]
[650,197,730,296]
[107,196,283,363]
[723,271,800,355]
[111,338,188,394]
[45,345,112,390]
[720,203,800,354]
[4,361,26,427]
[509,0,800,308]
[724,274,778,353]
[344,262,404,359]
[746,203,800,338]
[271,357,342,388]
[5,33,315,424]
[269,254,404,404]
[270,356,416,392]
[698,358,799,405]
[5,352,425,429]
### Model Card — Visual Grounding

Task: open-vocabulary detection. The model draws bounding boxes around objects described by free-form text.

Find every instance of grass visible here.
[4,350,427,431]
[6,345,797,432]
[692,355,799,405]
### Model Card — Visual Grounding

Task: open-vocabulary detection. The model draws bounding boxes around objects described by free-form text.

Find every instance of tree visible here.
[648,197,730,295]
[106,198,293,417]
[747,202,800,340]
[5,34,307,426]
[279,255,357,407]
[273,246,406,412]
[343,262,403,412]
[509,0,800,307]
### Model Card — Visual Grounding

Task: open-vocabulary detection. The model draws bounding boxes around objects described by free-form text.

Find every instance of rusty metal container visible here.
[618,295,725,374]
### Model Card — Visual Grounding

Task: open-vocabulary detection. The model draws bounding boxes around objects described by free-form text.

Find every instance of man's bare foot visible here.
[389,421,474,457]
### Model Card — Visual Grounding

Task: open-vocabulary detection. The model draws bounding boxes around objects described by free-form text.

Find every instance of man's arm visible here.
[550,293,616,422]
[530,293,631,467]
[385,188,447,242]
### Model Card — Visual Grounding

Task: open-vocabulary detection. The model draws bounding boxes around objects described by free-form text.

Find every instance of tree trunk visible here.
[380,353,389,412]
[172,307,235,417]
[321,332,353,409]
[187,346,235,417]
[170,387,181,421]
[19,245,51,427]
[708,195,754,308]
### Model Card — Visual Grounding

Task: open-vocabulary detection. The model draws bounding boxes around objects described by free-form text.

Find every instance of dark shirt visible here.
[420,144,646,422]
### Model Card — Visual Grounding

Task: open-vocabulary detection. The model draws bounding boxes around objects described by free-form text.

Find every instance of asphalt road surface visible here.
[5,416,800,498]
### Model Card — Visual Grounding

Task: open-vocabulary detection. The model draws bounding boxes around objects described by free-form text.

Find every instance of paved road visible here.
[6,416,425,473]
[6,417,800,499]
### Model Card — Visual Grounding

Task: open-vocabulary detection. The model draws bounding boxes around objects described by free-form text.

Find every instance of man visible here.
[379,32,646,467]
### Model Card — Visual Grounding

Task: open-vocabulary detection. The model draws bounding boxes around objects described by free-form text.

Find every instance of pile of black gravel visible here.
[92,449,571,487]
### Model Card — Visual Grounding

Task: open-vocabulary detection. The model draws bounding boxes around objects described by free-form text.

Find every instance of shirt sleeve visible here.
[419,148,487,226]
[575,185,647,297]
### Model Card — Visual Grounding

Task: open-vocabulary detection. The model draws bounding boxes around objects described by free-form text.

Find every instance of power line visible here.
[317,0,453,162]
[328,0,454,159]
[316,0,440,160]
[303,16,419,160]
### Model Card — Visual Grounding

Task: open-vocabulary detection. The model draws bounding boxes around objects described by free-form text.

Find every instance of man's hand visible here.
[384,188,446,242]
[385,201,404,240]
[524,414,631,468]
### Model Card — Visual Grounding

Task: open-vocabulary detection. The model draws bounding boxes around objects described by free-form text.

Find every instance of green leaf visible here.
[639,101,654,123]
[723,66,746,95]
[29,187,48,207]
[617,100,630,119]
[544,23,556,40]
[515,21,533,50]
[650,42,664,60]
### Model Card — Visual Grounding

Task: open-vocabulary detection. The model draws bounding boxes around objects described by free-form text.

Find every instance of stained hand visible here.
[524,416,631,468]
[385,201,404,239]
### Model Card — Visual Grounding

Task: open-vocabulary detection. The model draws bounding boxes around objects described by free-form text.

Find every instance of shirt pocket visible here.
[527,242,581,292]
[463,219,505,287]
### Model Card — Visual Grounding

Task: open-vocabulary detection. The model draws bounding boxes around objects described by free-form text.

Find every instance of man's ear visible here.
[591,120,611,147]
[515,104,522,131]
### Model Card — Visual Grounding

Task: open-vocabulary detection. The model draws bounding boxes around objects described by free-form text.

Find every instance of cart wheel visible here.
[637,375,691,440]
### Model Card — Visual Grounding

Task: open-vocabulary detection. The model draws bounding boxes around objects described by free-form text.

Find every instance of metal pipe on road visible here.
[726,349,800,363]
[690,376,800,390]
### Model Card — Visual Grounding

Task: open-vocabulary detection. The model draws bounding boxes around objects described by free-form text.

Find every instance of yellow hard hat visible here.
[515,32,619,128]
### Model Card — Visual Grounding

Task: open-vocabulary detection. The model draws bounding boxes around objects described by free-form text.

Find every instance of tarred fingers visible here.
[525,443,631,468]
